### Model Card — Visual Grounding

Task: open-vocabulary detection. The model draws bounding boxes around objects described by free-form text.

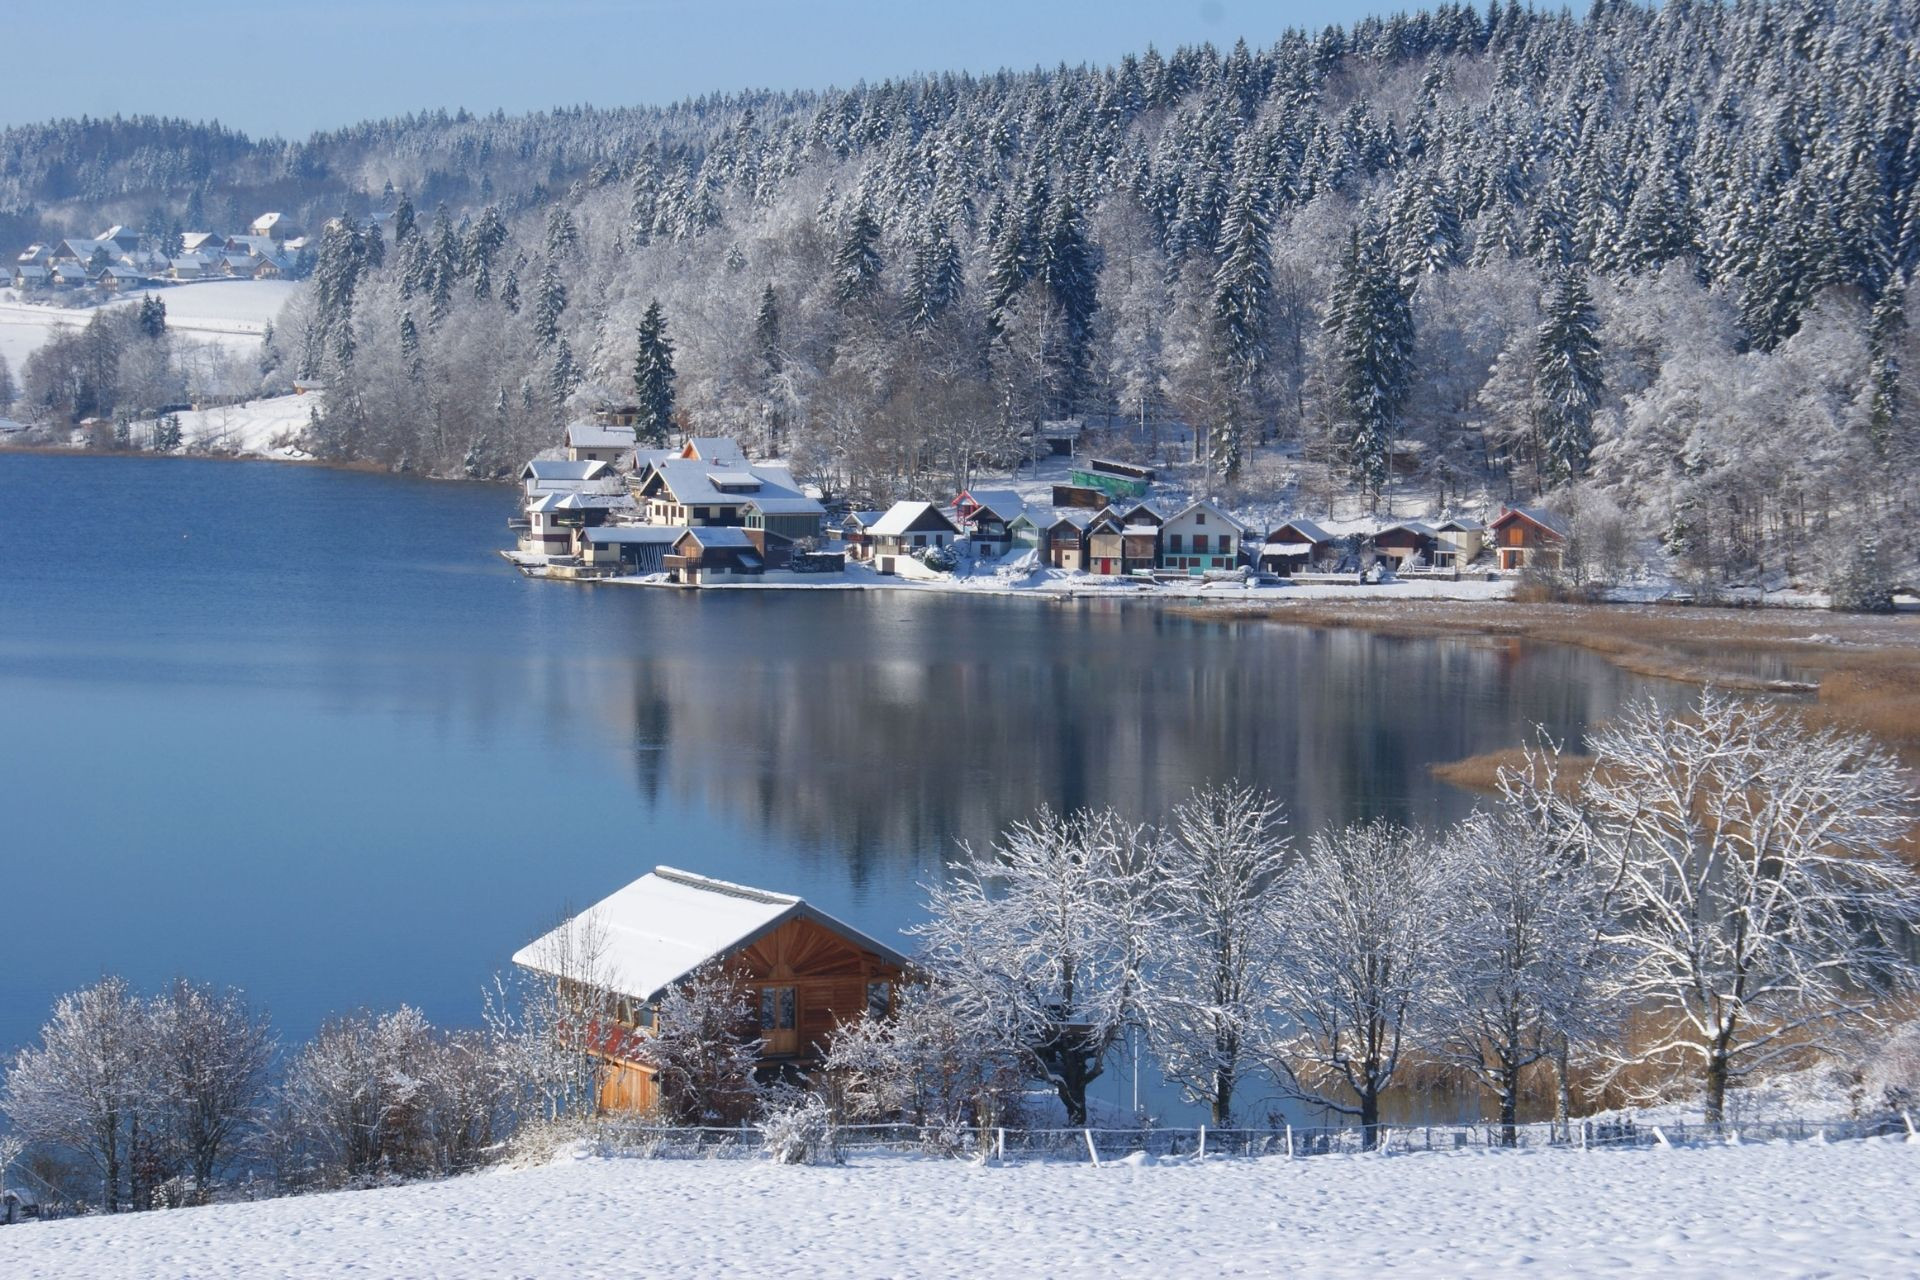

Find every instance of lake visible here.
[0,454,1682,1119]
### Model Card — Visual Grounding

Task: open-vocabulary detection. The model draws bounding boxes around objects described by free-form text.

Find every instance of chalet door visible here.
[759,985,799,1055]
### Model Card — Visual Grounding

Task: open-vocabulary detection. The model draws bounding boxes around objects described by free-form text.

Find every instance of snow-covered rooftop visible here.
[871,500,954,537]
[565,421,637,449]
[511,866,909,1003]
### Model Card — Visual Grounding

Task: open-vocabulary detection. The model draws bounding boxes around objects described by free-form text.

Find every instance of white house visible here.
[1158,499,1250,574]
[868,501,960,562]
[564,419,638,464]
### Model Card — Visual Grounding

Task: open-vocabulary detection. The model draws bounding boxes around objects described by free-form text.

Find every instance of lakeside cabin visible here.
[1042,511,1092,571]
[1159,499,1249,575]
[867,501,960,568]
[512,866,910,1113]
[1432,518,1486,569]
[1490,506,1570,572]
[565,419,638,464]
[1371,521,1439,571]
[953,488,1026,555]
[1259,518,1337,577]
[521,458,615,500]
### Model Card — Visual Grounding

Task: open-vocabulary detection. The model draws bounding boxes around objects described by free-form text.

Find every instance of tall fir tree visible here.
[754,284,782,377]
[531,259,567,349]
[1535,266,1603,483]
[1327,228,1414,506]
[833,204,883,306]
[632,300,678,447]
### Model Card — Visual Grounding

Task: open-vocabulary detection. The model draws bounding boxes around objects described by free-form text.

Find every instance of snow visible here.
[4,1138,1916,1278]
[143,394,316,459]
[0,280,295,371]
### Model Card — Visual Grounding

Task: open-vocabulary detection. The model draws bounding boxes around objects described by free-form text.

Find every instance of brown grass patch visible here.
[1428,747,1598,796]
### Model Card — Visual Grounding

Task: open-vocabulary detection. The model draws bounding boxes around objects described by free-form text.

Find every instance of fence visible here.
[573,1109,1920,1164]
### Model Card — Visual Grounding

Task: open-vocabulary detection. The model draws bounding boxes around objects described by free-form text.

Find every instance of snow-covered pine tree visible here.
[530,259,567,350]
[1535,265,1602,484]
[632,300,677,447]
[1327,227,1413,505]
[833,203,883,306]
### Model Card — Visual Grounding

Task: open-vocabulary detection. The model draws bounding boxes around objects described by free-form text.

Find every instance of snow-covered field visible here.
[4,1138,1915,1278]
[152,393,316,458]
[0,280,295,371]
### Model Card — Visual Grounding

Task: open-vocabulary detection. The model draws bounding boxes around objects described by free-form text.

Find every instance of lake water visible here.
[0,455,1682,1120]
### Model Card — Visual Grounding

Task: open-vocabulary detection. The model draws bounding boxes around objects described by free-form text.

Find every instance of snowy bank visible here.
[3,1137,1914,1278]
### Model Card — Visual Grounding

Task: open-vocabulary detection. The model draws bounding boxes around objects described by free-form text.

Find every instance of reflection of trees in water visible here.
[588,600,1666,875]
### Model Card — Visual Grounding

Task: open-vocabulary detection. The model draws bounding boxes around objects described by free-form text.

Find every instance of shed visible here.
[1260,518,1337,577]
[1489,507,1570,572]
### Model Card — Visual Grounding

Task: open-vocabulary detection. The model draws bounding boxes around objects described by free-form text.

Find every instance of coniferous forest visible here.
[8,0,1920,588]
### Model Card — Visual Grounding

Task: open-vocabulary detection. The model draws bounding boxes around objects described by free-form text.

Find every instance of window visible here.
[1167,533,1182,553]
[1193,534,1208,554]
[866,981,891,1018]
[1195,512,1207,525]
[914,534,927,548]
[759,986,796,1030]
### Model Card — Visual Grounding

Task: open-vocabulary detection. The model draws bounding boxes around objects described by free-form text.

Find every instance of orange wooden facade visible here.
[594,915,906,1114]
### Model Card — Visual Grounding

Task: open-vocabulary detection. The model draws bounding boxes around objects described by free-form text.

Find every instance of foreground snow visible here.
[5,1138,1915,1278]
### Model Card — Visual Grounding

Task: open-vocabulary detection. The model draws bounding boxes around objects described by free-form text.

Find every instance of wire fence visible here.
[573,1109,1920,1164]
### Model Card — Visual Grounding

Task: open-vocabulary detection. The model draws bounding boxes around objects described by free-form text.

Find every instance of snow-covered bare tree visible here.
[1575,693,1920,1123]
[638,961,765,1125]
[1265,820,1449,1146]
[486,907,636,1126]
[822,979,1026,1132]
[148,979,274,1201]
[1,976,155,1211]
[917,806,1161,1126]
[1150,784,1288,1124]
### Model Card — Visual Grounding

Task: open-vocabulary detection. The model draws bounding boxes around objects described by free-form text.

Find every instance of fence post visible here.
[1904,1112,1918,1144]
[1083,1128,1102,1166]
[997,1127,1006,1161]
[1198,1124,1206,1160]
[1285,1123,1294,1160]
[1377,1127,1393,1155]
[1578,1120,1586,1151]
[1651,1125,1670,1149]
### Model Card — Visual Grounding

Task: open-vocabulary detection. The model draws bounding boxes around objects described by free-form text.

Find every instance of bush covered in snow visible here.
[757,1094,839,1165]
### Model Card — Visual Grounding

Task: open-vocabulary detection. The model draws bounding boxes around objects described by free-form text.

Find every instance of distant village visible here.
[9,212,307,296]
[507,406,1570,591]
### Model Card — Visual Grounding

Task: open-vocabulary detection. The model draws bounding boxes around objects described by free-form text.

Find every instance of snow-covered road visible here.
[4,1137,1915,1278]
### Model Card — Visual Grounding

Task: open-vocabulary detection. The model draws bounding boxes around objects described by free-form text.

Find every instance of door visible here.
[759,985,799,1056]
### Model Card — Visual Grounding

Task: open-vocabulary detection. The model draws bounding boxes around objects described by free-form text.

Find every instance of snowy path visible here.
[5,1138,1916,1278]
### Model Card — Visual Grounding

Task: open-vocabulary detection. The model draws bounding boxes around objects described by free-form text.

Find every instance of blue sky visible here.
[6,1,1384,138]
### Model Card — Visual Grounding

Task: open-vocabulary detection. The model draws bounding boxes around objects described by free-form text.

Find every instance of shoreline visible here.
[0,439,502,484]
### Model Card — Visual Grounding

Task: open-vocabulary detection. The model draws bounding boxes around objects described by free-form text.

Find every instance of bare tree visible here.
[1265,821,1450,1147]
[917,807,1161,1126]
[149,979,274,1201]
[1150,784,1289,1124]
[822,979,1026,1133]
[638,961,764,1125]
[1575,693,1920,1123]
[487,906,634,1125]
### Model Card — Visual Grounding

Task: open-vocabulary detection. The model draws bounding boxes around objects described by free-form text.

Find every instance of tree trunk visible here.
[1705,1045,1730,1127]
[1500,1062,1520,1148]
[1360,1087,1381,1150]
[1554,1033,1572,1141]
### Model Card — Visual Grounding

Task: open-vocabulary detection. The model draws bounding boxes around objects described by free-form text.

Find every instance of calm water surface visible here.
[0,455,1682,1118]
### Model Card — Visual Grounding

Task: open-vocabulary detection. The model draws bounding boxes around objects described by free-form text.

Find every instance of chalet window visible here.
[1195,512,1206,525]
[866,981,891,1018]
[760,986,796,1031]
[914,534,927,548]
[1167,533,1182,553]
[1193,534,1208,554]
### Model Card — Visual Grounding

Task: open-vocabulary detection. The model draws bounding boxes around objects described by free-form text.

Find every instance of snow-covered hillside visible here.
[0,280,294,371]
[4,1139,1916,1279]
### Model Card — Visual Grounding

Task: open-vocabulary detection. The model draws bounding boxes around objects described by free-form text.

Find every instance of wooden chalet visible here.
[1084,505,1160,576]
[1371,521,1439,570]
[1490,506,1570,571]
[953,488,1026,554]
[867,501,960,564]
[513,866,910,1114]
[665,526,765,583]
[1259,518,1337,576]
[840,510,883,561]
[1041,510,1092,570]
[631,457,820,531]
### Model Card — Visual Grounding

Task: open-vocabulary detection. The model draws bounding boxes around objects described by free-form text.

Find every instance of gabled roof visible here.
[681,435,744,462]
[958,488,1026,521]
[746,495,827,515]
[1164,499,1250,532]
[1111,500,1166,525]
[522,458,612,482]
[13,264,48,279]
[1375,520,1437,538]
[681,526,756,549]
[565,420,637,450]
[1045,509,1093,530]
[553,491,634,510]
[1491,506,1571,539]
[1266,518,1334,545]
[583,525,686,545]
[512,866,910,1005]
[641,458,811,508]
[1435,517,1485,533]
[870,500,959,537]
[843,510,884,529]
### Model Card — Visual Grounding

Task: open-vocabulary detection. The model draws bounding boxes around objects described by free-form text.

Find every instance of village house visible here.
[565,418,638,464]
[1371,521,1439,571]
[867,501,960,566]
[180,232,223,255]
[250,211,295,240]
[665,526,765,583]
[50,262,93,288]
[523,490,634,555]
[1041,510,1092,570]
[521,457,616,500]
[1083,505,1162,576]
[96,264,147,291]
[16,243,52,267]
[679,435,745,463]
[743,494,827,545]
[952,488,1026,556]
[1489,506,1570,571]
[631,457,821,532]
[1005,509,1047,558]
[12,263,48,290]
[1431,517,1486,569]
[573,524,685,575]
[1259,518,1338,577]
[840,510,883,562]
[167,255,209,281]
[512,866,909,1114]
[1158,499,1249,575]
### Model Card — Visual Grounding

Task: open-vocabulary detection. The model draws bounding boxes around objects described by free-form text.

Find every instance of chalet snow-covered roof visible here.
[1045,510,1093,530]
[844,510,883,528]
[180,232,220,251]
[1267,518,1334,545]
[683,526,757,548]
[1436,516,1485,532]
[1163,499,1249,532]
[522,459,612,482]
[565,420,637,449]
[870,500,958,537]
[682,435,744,462]
[1493,506,1571,539]
[512,866,910,1005]
[251,212,284,233]
[642,458,812,508]
[959,488,1026,521]
[553,491,634,510]
[745,495,827,515]
[13,264,47,279]
[1375,520,1437,538]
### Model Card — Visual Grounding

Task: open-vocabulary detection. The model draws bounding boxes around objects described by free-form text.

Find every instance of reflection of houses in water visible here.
[533,598,1657,869]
